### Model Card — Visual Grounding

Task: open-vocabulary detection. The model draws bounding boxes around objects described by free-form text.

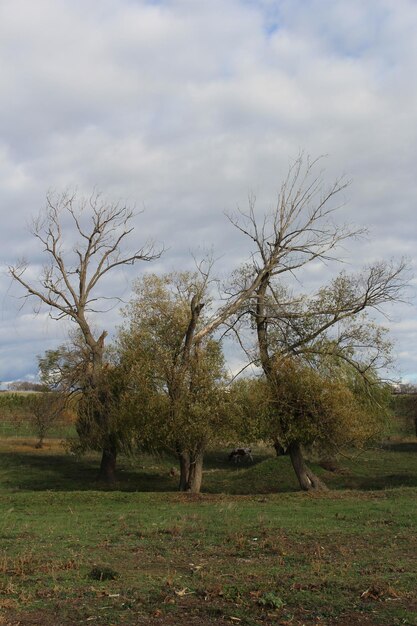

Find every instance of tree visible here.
[37,340,130,473]
[260,361,390,487]
[9,190,162,481]
[27,391,68,448]
[118,272,233,493]
[116,235,293,492]
[227,155,407,490]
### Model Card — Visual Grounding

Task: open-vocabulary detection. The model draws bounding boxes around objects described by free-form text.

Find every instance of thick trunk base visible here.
[98,446,117,483]
[178,451,204,493]
[178,453,190,491]
[288,441,328,491]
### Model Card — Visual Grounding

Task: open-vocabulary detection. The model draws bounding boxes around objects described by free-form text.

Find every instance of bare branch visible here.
[9,189,163,359]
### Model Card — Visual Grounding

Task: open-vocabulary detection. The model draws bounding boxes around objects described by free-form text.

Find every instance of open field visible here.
[0,434,416,626]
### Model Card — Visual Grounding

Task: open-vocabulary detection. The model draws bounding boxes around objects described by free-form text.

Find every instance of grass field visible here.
[0,434,416,626]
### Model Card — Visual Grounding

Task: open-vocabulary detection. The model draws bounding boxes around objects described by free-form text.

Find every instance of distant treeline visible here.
[5,381,47,392]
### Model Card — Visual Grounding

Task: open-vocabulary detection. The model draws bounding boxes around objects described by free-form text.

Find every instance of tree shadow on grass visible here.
[2,443,416,494]
[0,451,177,492]
[382,441,417,453]
[0,447,284,494]
[326,442,417,491]
[330,472,417,491]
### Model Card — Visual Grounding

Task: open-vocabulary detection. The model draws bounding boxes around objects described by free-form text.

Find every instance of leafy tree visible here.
[117,272,233,492]
[9,191,162,481]
[282,361,387,484]
[38,335,137,481]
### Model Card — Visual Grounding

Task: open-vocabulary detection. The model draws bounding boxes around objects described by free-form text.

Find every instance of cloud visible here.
[0,0,416,381]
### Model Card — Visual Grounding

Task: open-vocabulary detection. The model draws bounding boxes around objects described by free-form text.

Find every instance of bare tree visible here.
[9,190,162,482]
[227,155,407,490]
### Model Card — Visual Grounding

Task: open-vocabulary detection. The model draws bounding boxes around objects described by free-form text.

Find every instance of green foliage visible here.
[117,272,232,456]
[73,364,134,456]
[37,338,137,458]
[227,376,272,443]
[231,358,391,457]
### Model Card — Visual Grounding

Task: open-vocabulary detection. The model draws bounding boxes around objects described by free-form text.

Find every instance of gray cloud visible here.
[1,0,416,383]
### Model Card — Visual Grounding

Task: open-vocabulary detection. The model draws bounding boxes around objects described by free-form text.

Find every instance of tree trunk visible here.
[178,450,204,493]
[288,441,328,491]
[178,451,190,491]
[98,443,117,483]
[187,451,204,493]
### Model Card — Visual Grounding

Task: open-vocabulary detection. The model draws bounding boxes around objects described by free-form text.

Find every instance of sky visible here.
[0,0,416,385]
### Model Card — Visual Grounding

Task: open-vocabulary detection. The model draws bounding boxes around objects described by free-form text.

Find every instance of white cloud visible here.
[0,0,416,380]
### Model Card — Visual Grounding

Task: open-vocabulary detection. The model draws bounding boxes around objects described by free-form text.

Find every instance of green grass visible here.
[0,436,416,625]
[0,419,75,439]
